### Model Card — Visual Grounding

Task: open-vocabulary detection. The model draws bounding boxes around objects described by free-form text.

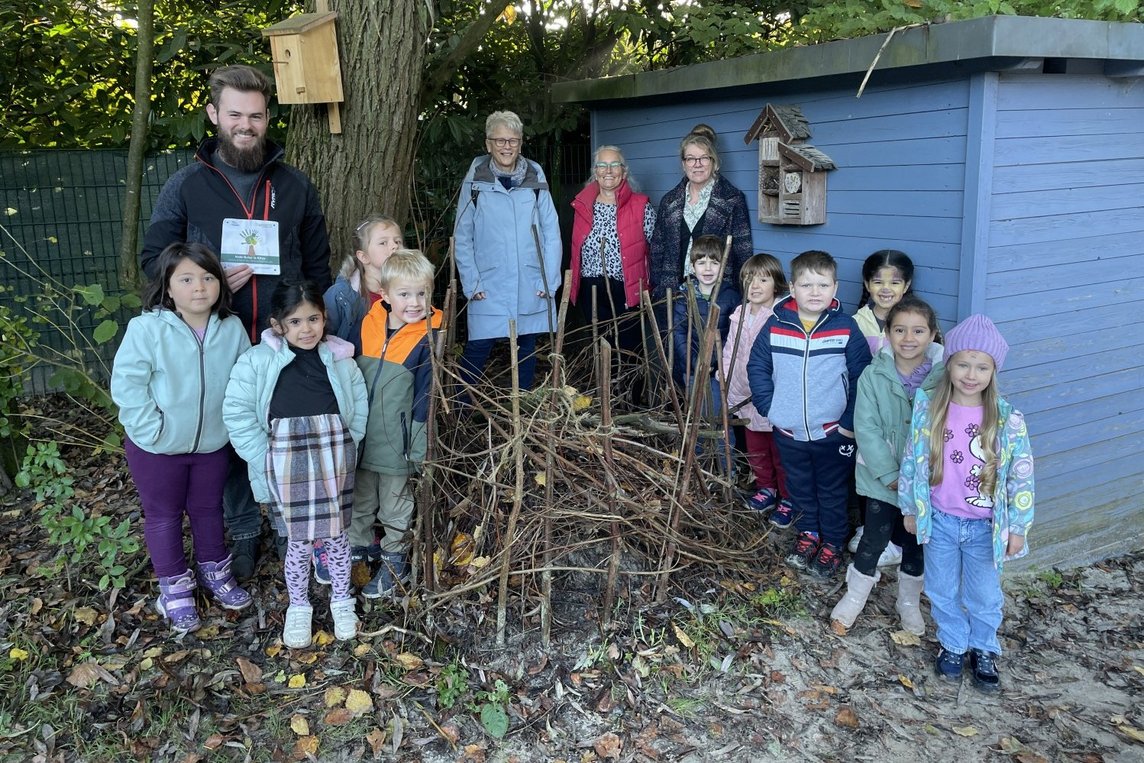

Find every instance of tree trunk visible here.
[119,0,155,289]
[288,0,429,264]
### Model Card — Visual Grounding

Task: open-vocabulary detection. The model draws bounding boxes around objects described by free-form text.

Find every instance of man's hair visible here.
[790,249,837,281]
[689,234,725,264]
[209,65,272,107]
[379,249,435,291]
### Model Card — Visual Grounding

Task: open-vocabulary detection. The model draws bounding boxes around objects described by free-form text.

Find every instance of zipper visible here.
[190,318,207,451]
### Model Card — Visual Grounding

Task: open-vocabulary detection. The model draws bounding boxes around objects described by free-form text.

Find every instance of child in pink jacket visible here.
[721,254,791,520]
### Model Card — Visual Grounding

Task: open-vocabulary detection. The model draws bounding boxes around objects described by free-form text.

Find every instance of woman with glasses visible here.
[569,146,656,386]
[649,124,753,303]
[454,111,562,394]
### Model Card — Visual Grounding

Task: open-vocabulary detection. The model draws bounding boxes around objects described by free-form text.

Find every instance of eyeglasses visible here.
[594,161,625,171]
[683,155,711,166]
[489,137,522,148]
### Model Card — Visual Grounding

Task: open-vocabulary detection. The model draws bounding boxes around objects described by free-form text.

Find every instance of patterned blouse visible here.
[579,200,657,281]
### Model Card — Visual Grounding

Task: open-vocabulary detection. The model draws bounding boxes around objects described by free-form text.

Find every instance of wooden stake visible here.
[496,320,523,646]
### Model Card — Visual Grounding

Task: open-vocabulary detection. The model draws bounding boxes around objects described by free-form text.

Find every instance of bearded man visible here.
[139,64,333,581]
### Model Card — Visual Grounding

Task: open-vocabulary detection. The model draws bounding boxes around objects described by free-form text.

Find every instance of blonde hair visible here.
[680,124,720,174]
[378,249,435,291]
[340,215,402,281]
[927,358,1001,497]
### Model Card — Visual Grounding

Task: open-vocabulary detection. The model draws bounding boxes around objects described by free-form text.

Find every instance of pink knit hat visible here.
[944,314,1009,371]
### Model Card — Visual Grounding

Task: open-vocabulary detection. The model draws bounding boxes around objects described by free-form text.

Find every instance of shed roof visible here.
[551,16,1144,105]
[779,143,836,172]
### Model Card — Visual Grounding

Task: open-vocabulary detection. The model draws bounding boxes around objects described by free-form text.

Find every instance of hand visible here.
[903,515,917,535]
[471,291,487,300]
[225,264,254,292]
[1006,534,1025,556]
[536,290,548,298]
[838,426,855,439]
[887,480,898,491]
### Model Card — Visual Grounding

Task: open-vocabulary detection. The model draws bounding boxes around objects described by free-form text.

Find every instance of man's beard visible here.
[217,129,265,173]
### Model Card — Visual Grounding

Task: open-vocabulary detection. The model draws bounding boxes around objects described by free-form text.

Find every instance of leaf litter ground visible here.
[0,398,1142,762]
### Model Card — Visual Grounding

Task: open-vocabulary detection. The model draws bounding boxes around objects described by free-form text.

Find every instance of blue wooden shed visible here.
[552,16,1144,568]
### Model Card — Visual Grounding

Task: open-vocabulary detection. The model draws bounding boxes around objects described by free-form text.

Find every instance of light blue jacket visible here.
[111,309,250,455]
[223,331,368,503]
[453,155,561,341]
[854,345,944,505]
[898,388,1036,569]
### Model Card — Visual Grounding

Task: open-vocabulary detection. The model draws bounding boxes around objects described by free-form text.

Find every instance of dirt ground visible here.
[0,429,1141,762]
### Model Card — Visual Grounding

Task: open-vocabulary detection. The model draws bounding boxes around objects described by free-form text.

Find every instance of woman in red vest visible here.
[570,146,655,396]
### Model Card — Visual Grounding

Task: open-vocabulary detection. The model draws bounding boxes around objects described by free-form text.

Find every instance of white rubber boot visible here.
[829,564,880,632]
[896,572,926,636]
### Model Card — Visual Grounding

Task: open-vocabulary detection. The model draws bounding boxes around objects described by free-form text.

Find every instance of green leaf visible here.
[74,284,105,306]
[93,319,119,344]
[479,703,508,739]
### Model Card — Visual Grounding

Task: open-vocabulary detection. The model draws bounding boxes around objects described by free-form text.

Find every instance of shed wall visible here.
[985,72,1144,566]
[592,78,971,325]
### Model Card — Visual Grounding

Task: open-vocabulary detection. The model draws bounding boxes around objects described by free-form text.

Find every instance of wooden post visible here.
[599,339,620,625]
[496,320,523,646]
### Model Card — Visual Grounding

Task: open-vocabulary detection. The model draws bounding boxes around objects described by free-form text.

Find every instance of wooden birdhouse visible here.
[743,104,835,225]
[262,11,344,131]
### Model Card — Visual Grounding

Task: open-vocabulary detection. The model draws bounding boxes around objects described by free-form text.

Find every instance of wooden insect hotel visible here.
[744,104,835,225]
[262,11,344,132]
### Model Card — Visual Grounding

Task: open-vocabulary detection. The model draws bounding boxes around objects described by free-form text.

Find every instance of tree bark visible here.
[288,0,429,262]
[119,0,154,289]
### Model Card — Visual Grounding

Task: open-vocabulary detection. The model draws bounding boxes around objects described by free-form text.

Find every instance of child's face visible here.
[866,266,910,316]
[356,223,403,276]
[887,310,935,366]
[948,350,995,406]
[790,268,838,318]
[168,258,219,323]
[745,272,776,307]
[693,256,721,290]
[382,278,430,328]
[271,300,326,350]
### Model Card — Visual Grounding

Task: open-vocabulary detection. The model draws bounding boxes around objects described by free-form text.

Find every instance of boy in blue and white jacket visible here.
[748,250,872,579]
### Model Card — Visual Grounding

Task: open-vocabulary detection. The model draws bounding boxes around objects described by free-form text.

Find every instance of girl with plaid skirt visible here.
[224,280,368,648]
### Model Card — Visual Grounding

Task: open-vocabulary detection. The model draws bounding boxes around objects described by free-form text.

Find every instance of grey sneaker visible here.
[361,552,408,599]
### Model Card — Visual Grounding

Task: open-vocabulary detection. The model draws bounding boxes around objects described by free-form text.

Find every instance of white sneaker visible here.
[877,542,903,567]
[847,526,865,554]
[330,598,358,641]
[283,604,313,649]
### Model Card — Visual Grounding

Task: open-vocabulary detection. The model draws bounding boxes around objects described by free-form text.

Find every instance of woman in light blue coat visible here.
[453,110,562,393]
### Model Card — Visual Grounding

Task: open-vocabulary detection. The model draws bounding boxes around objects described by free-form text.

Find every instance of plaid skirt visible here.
[266,413,357,541]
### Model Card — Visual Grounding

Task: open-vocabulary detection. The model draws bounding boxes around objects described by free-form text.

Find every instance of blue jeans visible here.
[924,509,1004,655]
[223,447,263,542]
[460,334,539,391]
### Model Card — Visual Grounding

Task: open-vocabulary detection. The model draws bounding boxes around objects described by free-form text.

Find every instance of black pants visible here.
[853,497,923,577]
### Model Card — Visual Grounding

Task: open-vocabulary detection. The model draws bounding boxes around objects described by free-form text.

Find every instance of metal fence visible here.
[0,143,591,396]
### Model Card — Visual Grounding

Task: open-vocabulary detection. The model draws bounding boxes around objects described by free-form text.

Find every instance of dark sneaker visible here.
[769,500,796,528]
[810,542,843,579]
[785,532,821,571]
[745,488,778,514]
[362,552,409,599]
[934,647,965,682]
[969,649,1000,692]
[351,542,384,565]
[312,541,331,586]
[231,537,260,583]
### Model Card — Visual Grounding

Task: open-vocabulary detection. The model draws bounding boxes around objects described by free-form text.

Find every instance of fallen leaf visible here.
[345,688,373,715]
[296,652,320,665]
[352,643,372,657]
[1015,754,1049,763]
[890,630,921,646]
[834,706,859,729]
[534,472,546,487]
[897,674,916,690]
[74,607,99,625]
[314,631,335,647]
[324,708,353,725]
[324,687,348,707]
[450,533,476,566]
[1114,723,1144,743]
[394,652,423,671]
[139,658,154,671]
[593,732,623,760]
[66,661,117,688]
[366,728,386,757]
[292,735,319,760]
[290,714,310,736]
[8,648,29,661]
[236,657,262,685]
[829,620,848,635]
[952,725,978,737]
[142,646,163,659]
[672,623,695,649]
[288,674,306,689]
[203,733,225,750]
[265,644,282,658]
[164,650,191,665]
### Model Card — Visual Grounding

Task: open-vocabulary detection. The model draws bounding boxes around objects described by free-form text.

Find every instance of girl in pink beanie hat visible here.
[897,313,1034,692]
